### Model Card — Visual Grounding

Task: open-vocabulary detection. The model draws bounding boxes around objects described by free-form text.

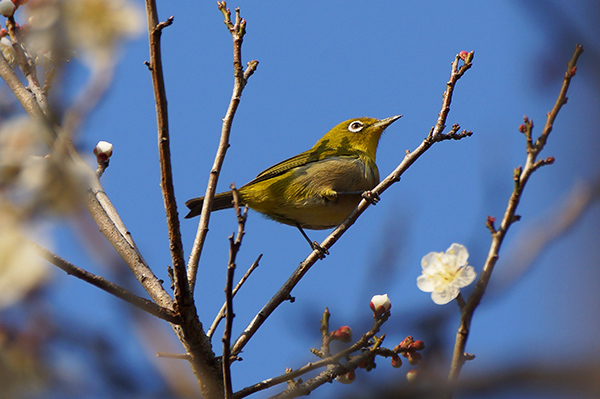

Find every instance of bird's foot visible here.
[362,190,380,205]
[311,241,329,259]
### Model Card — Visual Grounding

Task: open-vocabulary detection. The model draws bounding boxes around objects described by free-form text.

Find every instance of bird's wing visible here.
[244,147,358,186]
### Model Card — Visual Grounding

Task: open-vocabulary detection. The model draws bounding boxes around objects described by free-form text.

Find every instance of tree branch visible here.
[143,2,222,398]
[35,244,181,324]
[187,2,259,293]
[0,49,49,134]
[446,44,584,393]
[6,16,49,115]
[145,14,189,305]
[207,253,261,339]
[222,186,247,399]
[234,312,390,399]
[85,163,174,308]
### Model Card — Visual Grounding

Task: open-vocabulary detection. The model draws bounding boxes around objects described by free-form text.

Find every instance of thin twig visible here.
[0,47,48,131]
[156,352,191,360]
[230,52,474,358]
[269,332,388,399]
[6,16,49,115]
[494,178,600,292]
[145,14,189,304]
[187,2,259,293]
[144,3,222,398]
[234,312,390,399]
[446,44,583,393]
[35,244,181,324]
[222,257,235,399]
[430,52,473,140]
[223,185,246,399]
[207,254,262,339]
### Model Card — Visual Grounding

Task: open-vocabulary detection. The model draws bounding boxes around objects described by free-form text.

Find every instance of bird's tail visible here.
[184,191,235,218]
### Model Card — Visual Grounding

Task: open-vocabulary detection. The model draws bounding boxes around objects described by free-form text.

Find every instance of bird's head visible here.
[314,115,402,160]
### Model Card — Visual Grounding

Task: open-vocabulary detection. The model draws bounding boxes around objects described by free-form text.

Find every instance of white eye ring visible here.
[348,120,364,132]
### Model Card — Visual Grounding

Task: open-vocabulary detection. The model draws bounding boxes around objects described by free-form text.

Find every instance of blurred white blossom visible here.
[24,0,143,68]
[63,0,143,65]
[417,243,476,305]
[0,36,16,66]
[0,209,51,309]
[0,117,86,215]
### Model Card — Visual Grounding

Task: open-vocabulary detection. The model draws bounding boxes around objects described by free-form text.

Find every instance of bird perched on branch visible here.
[185,115,401,252]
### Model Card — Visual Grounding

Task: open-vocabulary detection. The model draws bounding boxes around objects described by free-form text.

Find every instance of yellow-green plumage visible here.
[185,116,401,229]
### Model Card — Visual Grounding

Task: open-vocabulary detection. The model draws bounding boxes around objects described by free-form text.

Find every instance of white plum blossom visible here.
[417,243,476,305]
[369,293,391,316]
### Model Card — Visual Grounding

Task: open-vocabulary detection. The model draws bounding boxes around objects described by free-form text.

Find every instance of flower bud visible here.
[330,326,352,343]
[519,124,527,133]
[406,369,419,384]
[409,340,425,351]
[458,50,474,62]
[390,354,402,368]
[94,141,113,163]
[369,294,391,317]
[335,369,355,384]
[407,351,422,365]
[398,336,413,351]
[0,0,15,17]
[569,66,577,76]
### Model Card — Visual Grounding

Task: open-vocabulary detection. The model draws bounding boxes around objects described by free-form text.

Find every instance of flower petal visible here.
[454,266,477,287]
[447,243,469,266]
[431,285,459,305]
[416,275,435,292]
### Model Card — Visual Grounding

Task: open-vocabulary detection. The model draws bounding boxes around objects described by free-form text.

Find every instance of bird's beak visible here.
[374,115,402,129]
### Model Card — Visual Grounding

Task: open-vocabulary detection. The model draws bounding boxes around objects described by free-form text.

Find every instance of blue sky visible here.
[40,1,600,398]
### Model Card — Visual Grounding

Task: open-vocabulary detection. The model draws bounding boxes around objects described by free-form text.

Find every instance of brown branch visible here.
[269,333,387,399]
[145,14,188,305]
[0,48,49,133]
[446,44,584,393]
[494,178,600,292]
[187,2,259,293]
[156,352,191,360]
[143,2,222,399]
[234,312,390,399]
[85,163,174,307]
[431,52,474,140]
[223,186,247,399]
[6,16,49,115]
[34,244,181,324]
[207,253,261,339]
[230,51,474,358]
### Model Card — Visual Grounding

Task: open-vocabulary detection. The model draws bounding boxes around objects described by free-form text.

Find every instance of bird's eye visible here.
[348,120,364,132]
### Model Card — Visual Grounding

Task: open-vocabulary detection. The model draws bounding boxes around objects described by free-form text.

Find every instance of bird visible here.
[185,115,401,252]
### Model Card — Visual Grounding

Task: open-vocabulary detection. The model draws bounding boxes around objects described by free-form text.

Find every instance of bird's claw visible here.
[311,241,329,259]
[362,190,380,205]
